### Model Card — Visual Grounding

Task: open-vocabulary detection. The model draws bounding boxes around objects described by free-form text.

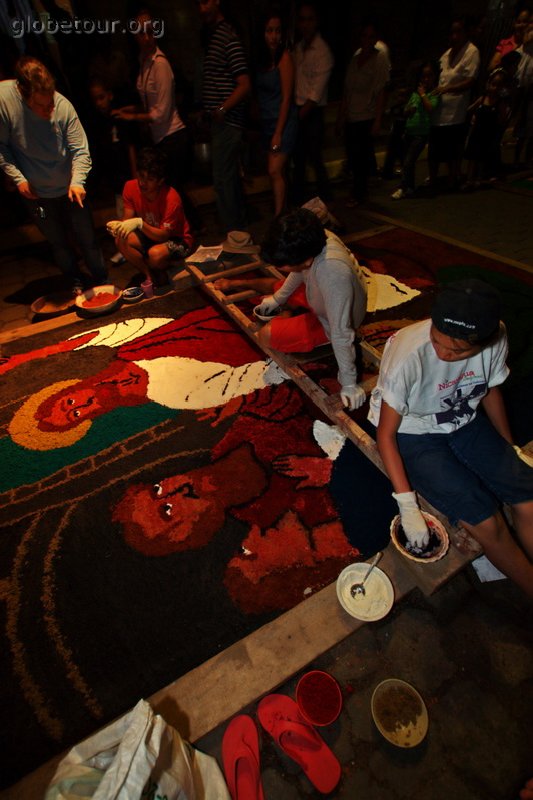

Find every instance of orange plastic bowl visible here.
[296,670,342,727]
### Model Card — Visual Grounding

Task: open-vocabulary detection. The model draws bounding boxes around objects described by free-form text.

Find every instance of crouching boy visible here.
[107,147,193,287]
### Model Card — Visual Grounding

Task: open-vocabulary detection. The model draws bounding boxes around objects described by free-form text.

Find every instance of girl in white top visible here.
[428,18,480,190]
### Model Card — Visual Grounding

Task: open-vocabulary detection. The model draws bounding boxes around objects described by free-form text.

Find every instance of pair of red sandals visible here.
[222,694,341,798]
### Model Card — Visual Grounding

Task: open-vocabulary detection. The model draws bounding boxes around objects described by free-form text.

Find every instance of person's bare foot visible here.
[212,278,236,292]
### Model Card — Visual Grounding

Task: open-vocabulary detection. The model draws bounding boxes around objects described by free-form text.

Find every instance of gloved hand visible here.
[340,384,366,410]
[256,295,280,316]
[106,220,121,237]
[514,445,533,468]
[392,491,430,549]
[114,217,143,238]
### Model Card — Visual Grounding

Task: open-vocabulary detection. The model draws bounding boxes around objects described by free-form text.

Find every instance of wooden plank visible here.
[185,258,262,283]
[223,289,257,303]
[0,310,80,344]
[360,337,383,369]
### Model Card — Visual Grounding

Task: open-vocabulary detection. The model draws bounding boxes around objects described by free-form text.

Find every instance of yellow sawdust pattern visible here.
[8,380,91,451]
[42,506,104,720]
[6,515,64,741]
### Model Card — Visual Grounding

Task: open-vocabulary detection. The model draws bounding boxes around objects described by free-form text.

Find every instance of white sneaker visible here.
[110,251,126,265]
[391,188,405,200]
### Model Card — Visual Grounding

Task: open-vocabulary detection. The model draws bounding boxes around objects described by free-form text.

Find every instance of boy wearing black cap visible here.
[369,279,533,598]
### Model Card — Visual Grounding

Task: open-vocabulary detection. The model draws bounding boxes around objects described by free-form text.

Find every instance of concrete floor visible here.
[197,573,533,800]
[1,162,532,799]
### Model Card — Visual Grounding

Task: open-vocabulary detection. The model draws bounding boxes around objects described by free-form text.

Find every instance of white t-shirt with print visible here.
[368,319,509,434]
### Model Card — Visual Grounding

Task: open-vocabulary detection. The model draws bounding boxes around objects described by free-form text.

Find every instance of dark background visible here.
[1,0,521,105]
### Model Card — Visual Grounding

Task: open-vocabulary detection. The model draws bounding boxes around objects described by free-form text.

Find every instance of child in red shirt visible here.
[107,147,193,287]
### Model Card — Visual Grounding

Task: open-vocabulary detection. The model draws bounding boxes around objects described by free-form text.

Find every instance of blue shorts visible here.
[397,414,533,526]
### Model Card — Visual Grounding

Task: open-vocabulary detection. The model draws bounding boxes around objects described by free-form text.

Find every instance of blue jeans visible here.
[397,414,533,526]
[400,134,427,192]
[211,120,247,232]
[25,196,107,287]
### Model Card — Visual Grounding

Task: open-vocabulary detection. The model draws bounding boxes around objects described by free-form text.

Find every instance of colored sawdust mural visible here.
[0,291,398,788]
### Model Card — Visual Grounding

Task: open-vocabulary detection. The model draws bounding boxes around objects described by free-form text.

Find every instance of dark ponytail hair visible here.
[255,5,290,71]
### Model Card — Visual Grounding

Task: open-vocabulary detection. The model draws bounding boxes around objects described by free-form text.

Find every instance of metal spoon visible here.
[350,551,383,598]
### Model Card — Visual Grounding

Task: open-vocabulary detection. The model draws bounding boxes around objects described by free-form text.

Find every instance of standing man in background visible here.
[198,0,251,233]
[0,56,107,294]
[293,1,334,204]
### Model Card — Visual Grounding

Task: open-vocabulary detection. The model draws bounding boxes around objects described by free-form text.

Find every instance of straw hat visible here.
[221,231,260,254]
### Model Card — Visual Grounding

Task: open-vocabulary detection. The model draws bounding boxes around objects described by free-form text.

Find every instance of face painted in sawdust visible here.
[113,445,267,556]
[36,362,149,432]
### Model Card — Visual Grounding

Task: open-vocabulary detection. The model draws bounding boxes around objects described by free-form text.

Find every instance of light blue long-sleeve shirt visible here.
[0,80,91,198]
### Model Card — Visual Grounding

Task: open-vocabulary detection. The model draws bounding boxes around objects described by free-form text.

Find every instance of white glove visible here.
[392,491,430,549]
[514,445,533,468]
[106,220,121,237]
[114,217,143,238]
[340,384,366,410]
[256,295,280,316]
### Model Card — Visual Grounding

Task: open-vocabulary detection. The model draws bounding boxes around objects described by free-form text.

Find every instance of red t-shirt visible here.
[122,180,193,248]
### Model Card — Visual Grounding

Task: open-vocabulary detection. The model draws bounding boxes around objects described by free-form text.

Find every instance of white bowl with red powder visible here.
[75,285,122,315]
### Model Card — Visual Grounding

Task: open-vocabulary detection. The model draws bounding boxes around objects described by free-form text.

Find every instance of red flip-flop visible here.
[222,715,265,800]
[257,694,341,794]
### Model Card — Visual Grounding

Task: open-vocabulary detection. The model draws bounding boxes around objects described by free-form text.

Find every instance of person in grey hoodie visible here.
[0,56,107,293]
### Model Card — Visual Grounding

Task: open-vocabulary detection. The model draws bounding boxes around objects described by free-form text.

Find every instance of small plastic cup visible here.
[296,670,342,727]
[141,279,154,298]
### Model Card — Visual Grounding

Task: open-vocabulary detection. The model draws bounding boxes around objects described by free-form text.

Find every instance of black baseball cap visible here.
[431,279,501,343]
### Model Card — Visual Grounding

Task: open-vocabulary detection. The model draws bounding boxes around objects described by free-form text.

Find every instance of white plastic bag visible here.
[45,699,230,800]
